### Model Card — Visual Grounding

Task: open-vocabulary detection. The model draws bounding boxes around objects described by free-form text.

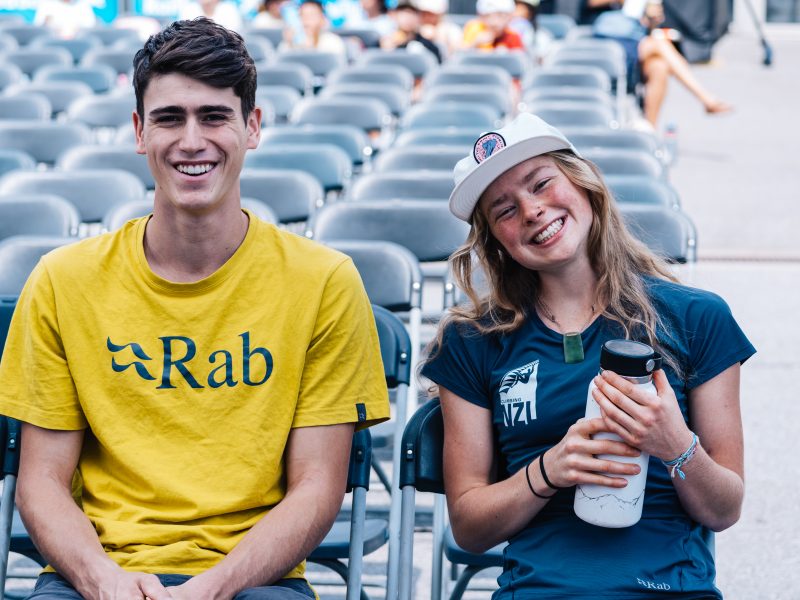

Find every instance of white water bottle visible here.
[574,339,662,528]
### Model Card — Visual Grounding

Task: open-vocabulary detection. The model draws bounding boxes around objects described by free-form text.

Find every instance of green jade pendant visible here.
[563,331,585,364]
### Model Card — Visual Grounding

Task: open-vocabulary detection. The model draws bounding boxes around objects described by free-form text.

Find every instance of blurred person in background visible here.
[462,0,524,51]
[416,0,463,59]
[179,0,244,31]
[592,0,732,128]
[381,0,442,62]
[282,0,347,54]
[34,0,97,38]
[510,0,552,60]
[253,0,287,27]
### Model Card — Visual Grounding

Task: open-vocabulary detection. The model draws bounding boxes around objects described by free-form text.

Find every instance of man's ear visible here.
[133,110,146,155]
[247,107,262,150]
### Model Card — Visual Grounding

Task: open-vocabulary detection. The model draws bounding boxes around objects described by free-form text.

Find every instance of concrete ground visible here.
[4,25,799,600]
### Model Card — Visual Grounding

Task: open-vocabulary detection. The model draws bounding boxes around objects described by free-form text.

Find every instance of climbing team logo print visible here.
[499,360,539,427]
[473,132,506,164]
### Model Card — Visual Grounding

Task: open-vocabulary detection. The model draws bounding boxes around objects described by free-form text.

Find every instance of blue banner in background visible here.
[0,0,117,24]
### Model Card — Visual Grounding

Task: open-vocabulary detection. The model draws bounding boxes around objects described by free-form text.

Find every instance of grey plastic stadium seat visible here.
[582,148,664,179]
[58,145,153,189]
[101,199,152,231]
[424,65,512,89]
[256,86,302,123]
[66,93,136,128]
[0,236,77,296]
[256,62,314,95]
[0,149,35,177]
[400,102,498,132]
[239,168,324,223]
[80,47,137,75]
[78,26,141,47]
[241,198,278,224]
[349,172,454,202]
[244,37,274,63]
[245,144,352,193]
[521,87,614,113]
[276,49,347,79]
[393,127,483,149]
[0,32,18,53]
[529,101,616,129]
[537,13,576,39]
[451,51,530,80]
[357,49,438,80]
[6,80,94,114]
[0,121,92,165]
[260,125,371,167]
[561,127,665,162]
[0,195,80,241]
[34,63,118,94]
[0,93,52,120]
[0,24,52,46]
[320,82,410,117]
[373,146,465,174]
[421,85,510,118]
[245,26,284,47]
[3,47,72,77]
[30,35,102,63]
[620,204,696,263]
[309,200,469,263]
[0,63,23,92]
[331,28,382,49]
[527,66,612,93]
[551,50,626,89]
[0,169,146,223]
[327,65,414,91]
[291,97,392,135]
[606,175,680,208]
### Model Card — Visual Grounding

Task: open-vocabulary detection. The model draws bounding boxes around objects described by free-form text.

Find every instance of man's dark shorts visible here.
[27,573,316,599]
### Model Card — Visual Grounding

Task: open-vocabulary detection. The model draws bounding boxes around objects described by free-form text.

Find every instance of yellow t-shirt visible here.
[0,212,389,578]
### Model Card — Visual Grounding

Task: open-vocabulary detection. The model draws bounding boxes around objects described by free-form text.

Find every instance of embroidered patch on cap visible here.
[473,132,506,164]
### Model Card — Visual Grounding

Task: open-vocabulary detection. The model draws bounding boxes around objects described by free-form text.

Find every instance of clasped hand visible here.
[541,370,692,489]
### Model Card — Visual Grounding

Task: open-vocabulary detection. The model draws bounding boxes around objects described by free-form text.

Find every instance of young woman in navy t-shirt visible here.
[422,113,754,599]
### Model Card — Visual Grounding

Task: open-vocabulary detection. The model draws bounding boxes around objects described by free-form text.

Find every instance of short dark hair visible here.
[133,18,257,121]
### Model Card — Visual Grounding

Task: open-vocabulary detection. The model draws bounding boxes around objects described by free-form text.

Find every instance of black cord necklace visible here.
[537,298,597,364]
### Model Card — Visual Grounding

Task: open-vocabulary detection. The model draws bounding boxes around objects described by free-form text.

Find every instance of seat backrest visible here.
[0,121,92,165]
[393,127,482,149]
[400,102,498,132]
[422,85,509,118]
[424,65,512,89]
[371,304,413,388]
[349,172,454,202]
[80,47,137,75]
[551,50,626,81]
[528,66,611,92]
[320,82,410,117]
[537,13,576,39]
[0,235,77,296]
[327,64,414,91]
[260,124,370,167]
[373,146,465,174]
[0,93,52,120]
[58,145,154,189]
[560,127,662,157]
[0,149,35,177]
[30,35,102,63]
[7,80,94,114]
[522,86,613,112]
[239,168,323,223]
[256,62,314,95]
[291,97,392,133]
[78,26,141,47]
[0,169,146,223]
[0,296,17,357]
[276,49,347,78]
[529,101,616,129]
[34,63,117,94]
[102,199,152,231]
[325,240,422,312]
[0,63,23,92]
[4,47,72,77]
[357,48,437,79]
[331,28,383,49]
[451,51,530,80]
[66,93,136,128]
[245,143,352,193]
[0,194,80,241]
[582,148,664,179]
[256,85,302,122]
[246,26,285,48]
[606,175,680,208]
[399,398,444,493]
[244,36,274,63]
[619,204,695,263]
[309,200,469,263]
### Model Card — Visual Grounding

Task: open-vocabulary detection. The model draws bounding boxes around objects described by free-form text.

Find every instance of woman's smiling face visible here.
[478,154,594,275]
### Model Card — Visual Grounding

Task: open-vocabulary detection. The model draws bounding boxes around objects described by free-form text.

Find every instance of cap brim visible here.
[449,135,574,222]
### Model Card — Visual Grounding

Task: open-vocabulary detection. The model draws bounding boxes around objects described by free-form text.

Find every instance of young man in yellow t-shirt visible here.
[0,17,389,600]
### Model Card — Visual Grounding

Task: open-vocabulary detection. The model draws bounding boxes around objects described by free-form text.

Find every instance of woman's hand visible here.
[543,417,643,489]
[592,369,693,461]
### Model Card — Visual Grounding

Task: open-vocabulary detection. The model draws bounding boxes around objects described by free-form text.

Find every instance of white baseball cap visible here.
[449,113,579,222]
[414,0,448,13]
[476,0,515,14]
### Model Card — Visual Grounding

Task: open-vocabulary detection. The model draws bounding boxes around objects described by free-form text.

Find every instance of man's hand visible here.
[81,565,171,600]
[164,572,223,600]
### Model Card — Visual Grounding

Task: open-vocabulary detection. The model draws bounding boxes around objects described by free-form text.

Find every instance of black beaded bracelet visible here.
[539,452,564,490]
[525,458,556,500]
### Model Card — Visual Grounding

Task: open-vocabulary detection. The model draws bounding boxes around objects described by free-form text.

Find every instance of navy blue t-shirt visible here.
[422,278,755,599]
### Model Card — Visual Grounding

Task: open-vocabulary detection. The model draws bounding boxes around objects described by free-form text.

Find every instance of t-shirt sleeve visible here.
[291,258,390,430]
[421,321,492,409]
[683,291,756,389]
[0,260,86,429]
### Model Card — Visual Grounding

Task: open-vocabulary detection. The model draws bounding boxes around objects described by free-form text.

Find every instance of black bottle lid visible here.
[600,339,662,377]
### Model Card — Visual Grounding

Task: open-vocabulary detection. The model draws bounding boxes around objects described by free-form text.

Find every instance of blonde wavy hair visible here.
[430,150,682,374]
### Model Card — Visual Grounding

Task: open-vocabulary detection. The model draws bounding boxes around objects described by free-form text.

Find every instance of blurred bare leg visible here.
[641,55,669,126]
